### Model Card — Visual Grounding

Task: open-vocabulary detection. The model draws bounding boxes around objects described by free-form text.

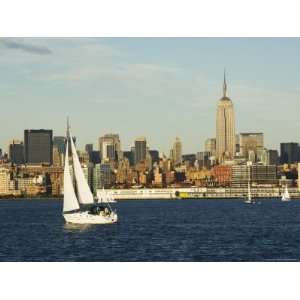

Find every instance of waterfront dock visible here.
[103,187,300,200]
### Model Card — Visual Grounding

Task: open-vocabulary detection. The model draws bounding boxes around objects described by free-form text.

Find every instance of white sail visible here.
[282,185,290,201]
[248,181,251,201]
[63,141,80,213]
[70,133,94,205]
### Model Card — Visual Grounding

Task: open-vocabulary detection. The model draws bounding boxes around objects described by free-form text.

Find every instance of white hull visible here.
[99,200,117,203]
[64,211,118,225]
[244,200,255,204]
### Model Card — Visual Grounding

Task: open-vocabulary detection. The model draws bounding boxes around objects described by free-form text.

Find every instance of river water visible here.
[0,198,300,261]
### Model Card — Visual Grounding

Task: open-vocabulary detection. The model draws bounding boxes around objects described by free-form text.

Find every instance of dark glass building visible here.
[134,137,147,165]
[123,150,135,166]
[280,143,300,164]
[85,143,93,154]
[149,150,159,165]
[182,154,196,165]
[24,129,53,165]
[89,151,101,164]
[9,140,24,165]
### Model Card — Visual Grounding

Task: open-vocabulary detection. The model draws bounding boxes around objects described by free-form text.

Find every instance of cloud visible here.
[42,63,181,82]
[0,39,52,55]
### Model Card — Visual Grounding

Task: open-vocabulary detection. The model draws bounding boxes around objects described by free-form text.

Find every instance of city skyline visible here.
[1,38,300,153]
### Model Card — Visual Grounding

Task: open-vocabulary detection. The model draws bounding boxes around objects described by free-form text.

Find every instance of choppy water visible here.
[1,199,300,261]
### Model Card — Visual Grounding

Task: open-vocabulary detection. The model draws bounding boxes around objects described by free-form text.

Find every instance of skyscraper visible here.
[280,143,300,164]
[149,150,159,165]
[123,150,135,166]
[52,145,62,167]
[53,136,66,155]
[216,72,236,162]
[170,137,182,166]
[204,138,216,156]
[239,133,264,161]
[98,134,122,162]
[8,140,24,165]
[24,129,53,165]
[134,137,147,165]
[85,143,93,154]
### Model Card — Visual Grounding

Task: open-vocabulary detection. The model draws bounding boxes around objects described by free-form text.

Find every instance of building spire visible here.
[223,68,227,97]
[66,116,70,138]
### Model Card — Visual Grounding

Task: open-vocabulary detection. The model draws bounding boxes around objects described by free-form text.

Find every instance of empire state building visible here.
[216,72,236,162]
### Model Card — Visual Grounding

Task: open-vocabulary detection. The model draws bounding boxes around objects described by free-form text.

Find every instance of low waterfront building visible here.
[186,168,212,187]
[0,167,12,195]
[211,165,232,187]
[16,175,46,196]
[231,164,277,187]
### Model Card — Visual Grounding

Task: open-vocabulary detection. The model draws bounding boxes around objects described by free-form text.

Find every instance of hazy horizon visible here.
[1,37,300,154]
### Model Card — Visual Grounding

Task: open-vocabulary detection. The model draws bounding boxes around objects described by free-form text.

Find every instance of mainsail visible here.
[69,132,94,205]
[63,141,80,212]
[282,185,290,201]
[247,181,251,201]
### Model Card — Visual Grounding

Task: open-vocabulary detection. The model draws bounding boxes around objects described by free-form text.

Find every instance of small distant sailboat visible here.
[98,188,117,203]
[281,185,291,202]
[63,121,118,225]
[244,181,256,204]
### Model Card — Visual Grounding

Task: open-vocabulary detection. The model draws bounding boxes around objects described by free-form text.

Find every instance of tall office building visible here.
[93,163,114,189]
[53,136,66,154]
[267,149,279,165]
[216,72,236,162]
[98,134,122,162]
[134,137,147,165]
[85,143,93,154]
[170,137,182,166]
[239,133,264,161]
[8,140,24,165]
[123,150,135,166]
[204,138,216,156]
[89,151,101,164]
[24,129,53,165]
[52,145,62,167]
[149,150,159,165]
[280,143,300,164]
[196,151,211,169]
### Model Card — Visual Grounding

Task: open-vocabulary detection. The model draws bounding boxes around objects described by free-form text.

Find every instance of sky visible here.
[1,37,300,154]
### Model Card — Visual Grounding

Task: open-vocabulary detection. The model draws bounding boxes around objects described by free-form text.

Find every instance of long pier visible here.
[102,187,300,200]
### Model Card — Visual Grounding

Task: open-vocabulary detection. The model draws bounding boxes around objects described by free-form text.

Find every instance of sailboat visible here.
[63,124,118,225]
[244,181,256,204]
[281,185,291,202]
[98,188,117,203]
